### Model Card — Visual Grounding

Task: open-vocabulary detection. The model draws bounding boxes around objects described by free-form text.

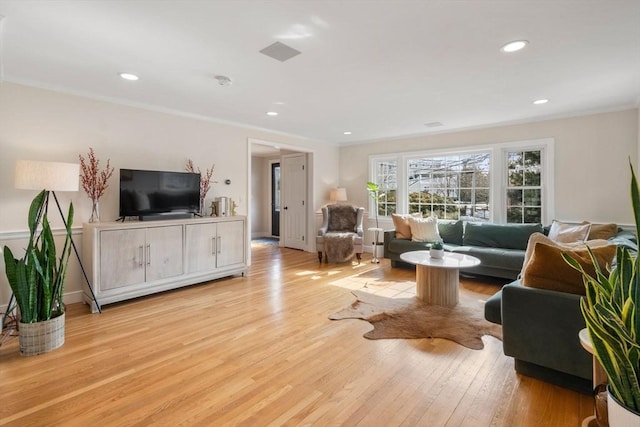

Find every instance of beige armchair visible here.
[316,204,364,263]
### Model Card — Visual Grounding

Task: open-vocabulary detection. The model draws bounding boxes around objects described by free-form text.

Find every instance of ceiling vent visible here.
[259,41,301,62]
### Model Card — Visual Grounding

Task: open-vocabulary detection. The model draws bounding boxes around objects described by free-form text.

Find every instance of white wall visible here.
[0,82,339,308]
[250,156,269,237]
[339,109,639,244]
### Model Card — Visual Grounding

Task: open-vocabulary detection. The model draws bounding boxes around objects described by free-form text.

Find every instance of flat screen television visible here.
[119,169,201,220]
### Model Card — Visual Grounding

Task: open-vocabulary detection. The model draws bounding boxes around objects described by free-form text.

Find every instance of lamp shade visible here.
[15,160,80,192]
[329,187,348,202]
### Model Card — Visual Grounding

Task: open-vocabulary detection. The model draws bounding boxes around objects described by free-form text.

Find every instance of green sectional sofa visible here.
[483,229,637,394]
[384,221,543,280]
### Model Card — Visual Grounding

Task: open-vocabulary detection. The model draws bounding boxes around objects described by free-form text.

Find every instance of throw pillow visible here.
[522,241,616,295]
[391,213,421,240]
[548,220,591,243]
[588,223,618,240]
[438,219,464,245]
[522,232,611,273]
[409,216,441,242]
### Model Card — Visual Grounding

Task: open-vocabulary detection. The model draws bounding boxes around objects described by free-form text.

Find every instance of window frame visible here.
[368,138,554,224]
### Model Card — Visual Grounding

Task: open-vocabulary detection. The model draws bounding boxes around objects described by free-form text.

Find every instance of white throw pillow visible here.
[548,220,591,243]
[408,216,441,242]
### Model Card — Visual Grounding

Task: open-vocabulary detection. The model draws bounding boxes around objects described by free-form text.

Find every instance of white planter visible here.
[608,388,640,427]
[430,248,444,259]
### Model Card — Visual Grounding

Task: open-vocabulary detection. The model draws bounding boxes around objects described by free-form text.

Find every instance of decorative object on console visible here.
[185,159,217,216]
[563,162,640,425]
[79,148,114,223]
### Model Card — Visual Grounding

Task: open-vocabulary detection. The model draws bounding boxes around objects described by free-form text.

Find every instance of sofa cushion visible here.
[409,216,440,242]
[438,219,464,245]
[463,222,542,250]
[548,220,590,243]
[450,246,525,272]
[588,223,618,240]
[522,242,616,295]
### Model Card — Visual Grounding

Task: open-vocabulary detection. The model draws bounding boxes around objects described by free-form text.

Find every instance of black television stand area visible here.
[139,213,194,221]
[116,213,196,222]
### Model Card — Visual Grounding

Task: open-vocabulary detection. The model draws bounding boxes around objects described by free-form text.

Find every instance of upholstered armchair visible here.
[316,204,364,263]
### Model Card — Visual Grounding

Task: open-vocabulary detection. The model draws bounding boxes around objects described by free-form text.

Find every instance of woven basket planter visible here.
[19,312,65,356]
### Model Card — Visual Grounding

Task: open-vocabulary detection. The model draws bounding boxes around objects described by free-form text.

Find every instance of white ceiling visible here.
[1,1,639,145]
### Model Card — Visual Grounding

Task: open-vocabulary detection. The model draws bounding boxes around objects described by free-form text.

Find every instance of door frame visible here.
[247,138,315,264]
[269,159,280,238]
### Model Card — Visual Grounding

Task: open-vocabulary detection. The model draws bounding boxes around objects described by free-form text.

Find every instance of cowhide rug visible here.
[329,290,502,350]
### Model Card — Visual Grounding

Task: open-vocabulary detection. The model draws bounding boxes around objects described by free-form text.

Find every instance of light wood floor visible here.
[0,243,593,426]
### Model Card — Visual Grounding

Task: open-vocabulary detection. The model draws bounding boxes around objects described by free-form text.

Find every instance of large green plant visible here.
[563,162,640,412]
[3,190,74,323]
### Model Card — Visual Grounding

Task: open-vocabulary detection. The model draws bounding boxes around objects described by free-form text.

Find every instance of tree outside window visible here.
[506,150,542,223]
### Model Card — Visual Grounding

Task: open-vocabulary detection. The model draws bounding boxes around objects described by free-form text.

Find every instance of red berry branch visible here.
[185,159,217,199]
[79,148,115,201]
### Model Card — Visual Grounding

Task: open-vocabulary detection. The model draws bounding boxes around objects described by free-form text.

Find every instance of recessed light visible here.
[533,99,549,105]
[425,122,443,128]
[266,111,278,116]
[343,131,352,135]
[119,72,139,81]
[500,40,528,53]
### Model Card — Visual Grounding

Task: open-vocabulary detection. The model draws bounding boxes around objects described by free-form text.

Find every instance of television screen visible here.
[119,169,201,219]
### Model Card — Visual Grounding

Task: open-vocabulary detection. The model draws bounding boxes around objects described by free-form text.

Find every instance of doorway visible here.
[271,162,280,237]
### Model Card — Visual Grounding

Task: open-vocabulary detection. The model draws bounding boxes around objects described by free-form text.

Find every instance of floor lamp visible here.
[11,159,102,314]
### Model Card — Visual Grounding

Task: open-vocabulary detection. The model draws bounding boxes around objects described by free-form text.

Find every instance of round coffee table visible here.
[400,250,481,306]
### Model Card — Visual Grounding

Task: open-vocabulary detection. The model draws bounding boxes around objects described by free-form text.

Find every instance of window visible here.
[506,150,542,223]
[407,153,490,220]
[372,159,397,216]
[369,138,553,224]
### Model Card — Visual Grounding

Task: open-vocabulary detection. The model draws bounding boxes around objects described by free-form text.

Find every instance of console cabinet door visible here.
[185,223,217,274]
[99,228,146,291]
[216,220,245,268]
[145,225,184,281]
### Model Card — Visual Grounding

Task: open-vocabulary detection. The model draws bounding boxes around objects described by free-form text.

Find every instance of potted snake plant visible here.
[563,162,640,426]
[3,190,74,355]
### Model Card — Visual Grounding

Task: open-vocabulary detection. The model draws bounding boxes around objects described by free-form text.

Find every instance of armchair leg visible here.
[318,251,323,263]
[356,253,361,264]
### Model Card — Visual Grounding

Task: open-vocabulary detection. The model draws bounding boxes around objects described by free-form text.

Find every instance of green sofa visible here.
[384,221,543,280]
[483,229,637,394]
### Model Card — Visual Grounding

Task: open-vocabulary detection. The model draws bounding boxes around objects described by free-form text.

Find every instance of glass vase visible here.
[89,198,100,223]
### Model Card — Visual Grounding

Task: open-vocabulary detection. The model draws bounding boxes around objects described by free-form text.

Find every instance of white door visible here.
[281,153,307,250]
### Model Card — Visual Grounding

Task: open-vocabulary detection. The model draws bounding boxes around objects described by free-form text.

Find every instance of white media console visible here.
[82,216,247,312]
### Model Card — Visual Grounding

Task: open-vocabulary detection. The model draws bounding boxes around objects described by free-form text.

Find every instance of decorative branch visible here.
[79,148,114,201]
[186,159,217,199]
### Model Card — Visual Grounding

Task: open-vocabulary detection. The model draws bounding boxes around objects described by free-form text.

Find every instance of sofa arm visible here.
[383,230,396,256]
[501,281,591,381]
